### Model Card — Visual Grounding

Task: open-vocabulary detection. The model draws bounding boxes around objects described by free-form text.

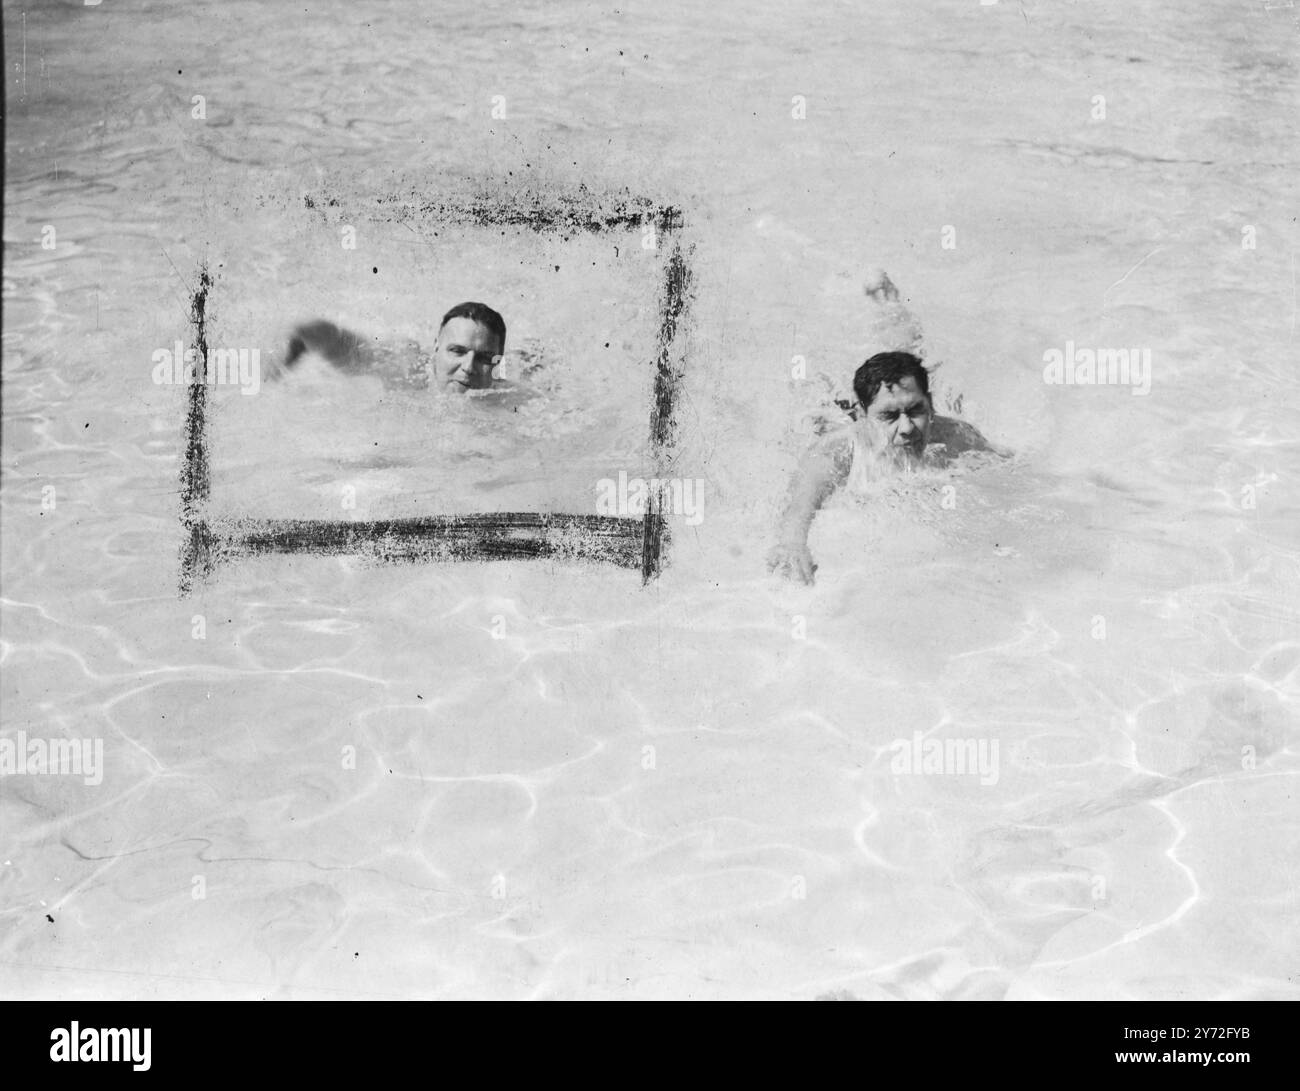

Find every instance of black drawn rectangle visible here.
[178,195,690,594]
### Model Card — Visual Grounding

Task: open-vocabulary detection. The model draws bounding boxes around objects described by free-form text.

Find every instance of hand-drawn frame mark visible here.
[178,195,690,594]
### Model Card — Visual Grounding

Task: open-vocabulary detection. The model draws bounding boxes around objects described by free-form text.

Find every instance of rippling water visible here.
[2,0,1297,999]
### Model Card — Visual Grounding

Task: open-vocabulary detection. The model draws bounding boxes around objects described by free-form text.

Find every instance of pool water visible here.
[2,0,1297,999]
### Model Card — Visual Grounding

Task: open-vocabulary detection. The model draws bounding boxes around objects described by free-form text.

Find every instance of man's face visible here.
[860,375,932,463]
[433,318,503,392]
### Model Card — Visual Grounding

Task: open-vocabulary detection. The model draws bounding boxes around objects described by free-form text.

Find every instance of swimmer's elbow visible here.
[789,458,843,521]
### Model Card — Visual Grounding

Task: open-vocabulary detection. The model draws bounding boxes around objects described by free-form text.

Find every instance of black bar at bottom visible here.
[0,999,1288,1077]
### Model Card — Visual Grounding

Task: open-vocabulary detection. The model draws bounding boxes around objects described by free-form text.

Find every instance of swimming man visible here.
[281,301,508,393]
[767,276,1000,584]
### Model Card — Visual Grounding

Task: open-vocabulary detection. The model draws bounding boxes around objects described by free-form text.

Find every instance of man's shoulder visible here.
[800,427,854,476]
[930,414,1007,457]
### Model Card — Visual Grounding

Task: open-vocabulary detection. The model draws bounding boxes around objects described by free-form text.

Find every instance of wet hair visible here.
[438,301,506,350]
[852,351,931,412]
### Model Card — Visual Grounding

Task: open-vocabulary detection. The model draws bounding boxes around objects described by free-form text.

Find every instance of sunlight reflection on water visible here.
[1,0,1296,999]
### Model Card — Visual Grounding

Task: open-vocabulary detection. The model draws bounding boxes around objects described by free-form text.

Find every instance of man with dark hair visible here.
[848,351,935,464]
[281,301,507,394]
[768,347,999,585]
[430,302,506,392]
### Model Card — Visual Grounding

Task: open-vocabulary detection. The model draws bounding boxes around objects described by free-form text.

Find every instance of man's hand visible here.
[767,538,817,584]
[768,433,848,586]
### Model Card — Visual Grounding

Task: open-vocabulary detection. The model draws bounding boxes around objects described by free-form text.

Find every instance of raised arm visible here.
[282,320,372,374]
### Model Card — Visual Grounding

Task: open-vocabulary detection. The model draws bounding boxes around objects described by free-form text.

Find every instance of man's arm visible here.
[766,433,852,584]
[283,320,372,374]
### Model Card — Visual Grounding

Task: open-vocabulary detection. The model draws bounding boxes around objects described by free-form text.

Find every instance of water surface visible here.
[2,0,1297,999]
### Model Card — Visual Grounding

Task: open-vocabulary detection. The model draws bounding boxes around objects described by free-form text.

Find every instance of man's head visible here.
[851,351,933,463]
[433,302,506,392]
